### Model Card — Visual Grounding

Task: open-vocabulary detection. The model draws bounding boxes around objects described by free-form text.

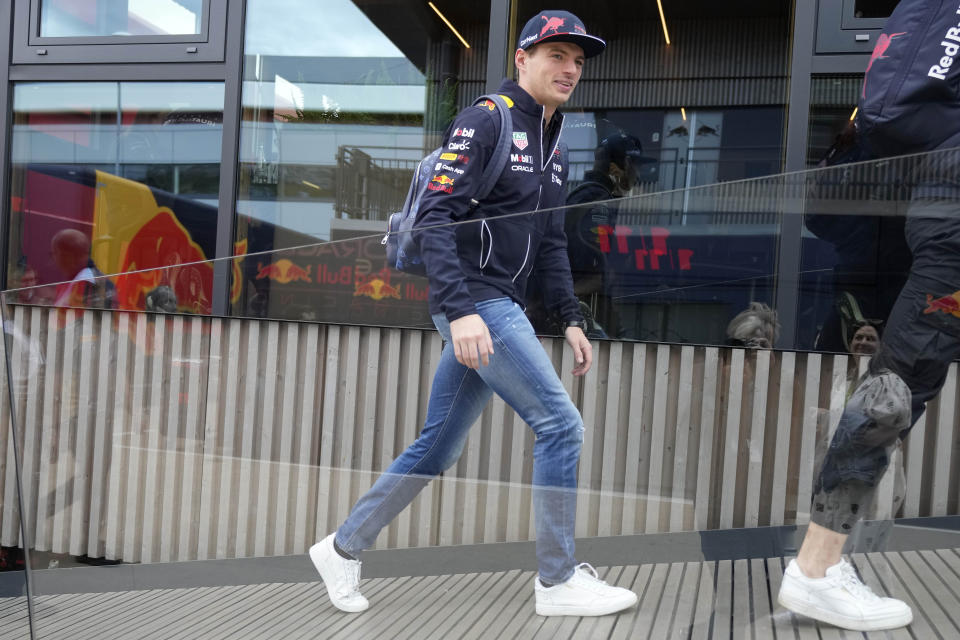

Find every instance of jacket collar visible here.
[496,78,563,122]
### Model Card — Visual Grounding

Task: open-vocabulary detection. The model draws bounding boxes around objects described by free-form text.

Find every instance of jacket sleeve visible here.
[414,105,498,322]
[532,155,583,323]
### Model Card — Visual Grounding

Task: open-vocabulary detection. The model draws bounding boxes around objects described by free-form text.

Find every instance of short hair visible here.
[726,302,780,347]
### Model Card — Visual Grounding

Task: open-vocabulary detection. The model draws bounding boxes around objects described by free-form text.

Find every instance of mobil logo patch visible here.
[513,132,529,150]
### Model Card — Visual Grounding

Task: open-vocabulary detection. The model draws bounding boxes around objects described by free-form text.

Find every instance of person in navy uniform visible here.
[309,10,639,618]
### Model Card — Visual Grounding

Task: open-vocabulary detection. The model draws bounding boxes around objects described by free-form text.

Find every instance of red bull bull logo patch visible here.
[428,174,455,193]
[354,277,402,301]
[863,31,907,97]
[924,291,960,318]
[474,95,514,111]
[255,259,313,284]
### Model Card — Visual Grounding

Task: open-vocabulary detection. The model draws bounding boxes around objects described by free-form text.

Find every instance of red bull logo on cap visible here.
[255,259,313,284]
[541,15,565,36]
[924,291,960,318]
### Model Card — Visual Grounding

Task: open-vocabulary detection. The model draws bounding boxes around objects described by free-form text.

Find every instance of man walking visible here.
[310,10,639,618]
[778,2,960,631]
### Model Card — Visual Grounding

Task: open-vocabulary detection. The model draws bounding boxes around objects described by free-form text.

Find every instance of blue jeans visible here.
[335,297,584,583]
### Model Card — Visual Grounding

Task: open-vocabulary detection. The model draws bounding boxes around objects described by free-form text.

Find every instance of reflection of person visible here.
[310,10,637,618]
[527,129,645,337]
[725,302,778,349]
[144,285,177,313]
[12,258,49,304]
[779,48,960,640]
[50,229,115,309]
[848,322,880,355]
[806,123,911,353]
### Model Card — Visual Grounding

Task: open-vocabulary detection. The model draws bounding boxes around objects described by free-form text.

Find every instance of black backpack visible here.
[382,94,513,276]
[857,0,960,157]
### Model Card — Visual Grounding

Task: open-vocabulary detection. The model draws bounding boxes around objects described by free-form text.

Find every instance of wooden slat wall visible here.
[0,307,957,563]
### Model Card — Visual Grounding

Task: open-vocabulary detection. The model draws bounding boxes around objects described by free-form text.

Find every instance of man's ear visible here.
[515,48,528,73]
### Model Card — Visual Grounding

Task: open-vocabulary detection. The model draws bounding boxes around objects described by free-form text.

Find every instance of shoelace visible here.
[338,559,363,599]
[576,562,607,584]
[837,561,881,602]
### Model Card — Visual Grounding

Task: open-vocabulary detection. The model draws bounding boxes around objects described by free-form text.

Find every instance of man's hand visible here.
[450,314,494,369]
[565,326,592,376]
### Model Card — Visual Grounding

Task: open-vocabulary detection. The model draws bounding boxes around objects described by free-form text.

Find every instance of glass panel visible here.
[853,0,900,19]
[0,320,30,638]
[233,0,489,321]
[807,75,862,168]
[3,153,960,637]
[39,0,204,37]
[6,81,224,314]
[504,2,790,343]
[2,150,959,635]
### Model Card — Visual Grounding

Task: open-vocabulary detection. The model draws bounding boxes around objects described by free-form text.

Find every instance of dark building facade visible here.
[0,1,892,347]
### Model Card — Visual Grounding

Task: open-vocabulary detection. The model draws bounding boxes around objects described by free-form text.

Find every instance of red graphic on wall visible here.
[596,225,694,271]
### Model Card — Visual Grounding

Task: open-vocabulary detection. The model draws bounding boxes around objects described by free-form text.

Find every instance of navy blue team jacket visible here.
[415,78,582,324]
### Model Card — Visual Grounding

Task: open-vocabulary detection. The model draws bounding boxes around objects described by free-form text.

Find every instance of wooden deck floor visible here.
[2,550,960,639]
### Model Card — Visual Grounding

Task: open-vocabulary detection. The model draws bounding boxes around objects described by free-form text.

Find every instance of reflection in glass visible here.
[39,0,204,37]
[233,0,490,321]
[1,150,959,635]
[799,117,913,352]
[7,82,224,314]
[853,0,900,19]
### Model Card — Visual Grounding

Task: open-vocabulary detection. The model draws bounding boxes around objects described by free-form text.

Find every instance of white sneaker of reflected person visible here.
[778,558,912,631]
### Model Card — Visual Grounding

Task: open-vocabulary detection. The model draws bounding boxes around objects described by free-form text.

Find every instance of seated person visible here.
[725,302,779,349]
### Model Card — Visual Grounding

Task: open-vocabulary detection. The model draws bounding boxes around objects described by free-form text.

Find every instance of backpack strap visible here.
[470,93,513,207]
[400,156,426,217]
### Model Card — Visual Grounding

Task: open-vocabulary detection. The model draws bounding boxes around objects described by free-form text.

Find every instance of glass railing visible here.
[1,147,958,637]
[0,311,32,639]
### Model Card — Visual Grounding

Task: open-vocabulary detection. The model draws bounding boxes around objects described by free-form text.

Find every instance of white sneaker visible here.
[309,533,369,613]
[778,558,912,631]
[535,563,638,616]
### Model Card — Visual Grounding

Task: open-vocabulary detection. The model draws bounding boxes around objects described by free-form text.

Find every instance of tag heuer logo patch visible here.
[512,132,529,150]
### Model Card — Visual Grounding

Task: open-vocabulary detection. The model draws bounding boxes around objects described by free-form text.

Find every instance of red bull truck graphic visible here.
[14,165,218,313]
[13,165,434,325]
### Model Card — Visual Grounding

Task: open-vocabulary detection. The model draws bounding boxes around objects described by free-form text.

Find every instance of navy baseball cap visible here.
[517,10,606,58]
[597,132,645,166]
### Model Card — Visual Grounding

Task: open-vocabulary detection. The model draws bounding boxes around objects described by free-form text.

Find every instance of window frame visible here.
[12,0,228,64]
